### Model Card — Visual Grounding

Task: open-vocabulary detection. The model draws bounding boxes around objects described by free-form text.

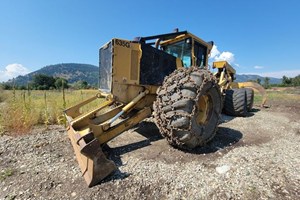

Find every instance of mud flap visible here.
[67,127,117,187]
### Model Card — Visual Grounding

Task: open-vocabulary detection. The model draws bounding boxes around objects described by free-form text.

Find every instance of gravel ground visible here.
[0,103,300,199]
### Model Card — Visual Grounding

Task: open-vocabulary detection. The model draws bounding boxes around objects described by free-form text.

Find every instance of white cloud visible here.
[209,45,235,64]
[259,70,300,78]
[254,65,264,69]
[243,70,300,78]
[0,63,30,82]
[210,45,220,58]
[215,52,235,64]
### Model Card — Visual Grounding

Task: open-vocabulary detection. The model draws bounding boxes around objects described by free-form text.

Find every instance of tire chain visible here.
[153,67,219,148]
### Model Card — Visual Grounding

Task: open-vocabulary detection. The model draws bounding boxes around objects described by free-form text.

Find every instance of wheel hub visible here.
[196,95,212,125]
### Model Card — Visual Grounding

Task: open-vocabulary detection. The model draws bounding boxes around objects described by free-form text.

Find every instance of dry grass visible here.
[1,87,299,135]
[0,89,101,135]
[254,87,300,106]
[0,89,9,103]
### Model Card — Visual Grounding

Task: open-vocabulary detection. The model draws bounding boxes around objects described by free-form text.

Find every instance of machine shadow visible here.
[101,120,243,183]
[100,120,163,183]
[107,120,163,160]
[220,107,259,124]
[182,127,243,154]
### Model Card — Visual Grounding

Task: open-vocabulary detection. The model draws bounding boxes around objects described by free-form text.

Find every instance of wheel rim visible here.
[196,94,213,125]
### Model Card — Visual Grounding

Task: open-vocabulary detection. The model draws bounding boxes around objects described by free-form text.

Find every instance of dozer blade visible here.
[65,90,150,187]
[67,126,117,187]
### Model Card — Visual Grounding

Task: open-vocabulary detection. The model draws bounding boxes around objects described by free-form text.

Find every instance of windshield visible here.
[163,39,192,67]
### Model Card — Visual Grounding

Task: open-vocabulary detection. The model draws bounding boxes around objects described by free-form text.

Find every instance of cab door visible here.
[193,41,208,67]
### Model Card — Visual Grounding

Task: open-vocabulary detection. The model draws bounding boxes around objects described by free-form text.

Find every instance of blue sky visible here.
[0,0,299,81]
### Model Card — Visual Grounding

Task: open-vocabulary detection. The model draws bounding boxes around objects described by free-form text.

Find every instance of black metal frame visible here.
[135,30,188,45]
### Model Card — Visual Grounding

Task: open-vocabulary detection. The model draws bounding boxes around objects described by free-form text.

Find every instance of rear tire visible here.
[245,88,254,111]
[223,88,248,117]
[153,67,222,149]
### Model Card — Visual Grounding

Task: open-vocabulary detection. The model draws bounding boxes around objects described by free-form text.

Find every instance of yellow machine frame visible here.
[65,30,267,187]
[213,61,267,106]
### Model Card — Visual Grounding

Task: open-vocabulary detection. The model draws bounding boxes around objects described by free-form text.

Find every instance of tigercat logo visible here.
[115,39,130,48]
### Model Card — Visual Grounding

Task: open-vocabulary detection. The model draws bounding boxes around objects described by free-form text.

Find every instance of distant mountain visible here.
[235,74,282,84]
[7,63,282,87]
[8,63,99,86]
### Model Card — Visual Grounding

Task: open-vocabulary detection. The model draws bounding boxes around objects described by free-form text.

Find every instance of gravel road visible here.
[1,103,299,199]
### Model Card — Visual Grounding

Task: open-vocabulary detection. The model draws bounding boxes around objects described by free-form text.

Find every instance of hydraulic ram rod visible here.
[103,90,149,130]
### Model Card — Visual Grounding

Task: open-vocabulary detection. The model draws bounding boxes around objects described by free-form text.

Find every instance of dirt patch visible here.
[264,95,300,123]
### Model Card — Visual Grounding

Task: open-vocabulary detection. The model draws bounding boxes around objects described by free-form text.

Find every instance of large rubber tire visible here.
[153,67,222,149]
[245,88,254,111]
[223,88,248,117]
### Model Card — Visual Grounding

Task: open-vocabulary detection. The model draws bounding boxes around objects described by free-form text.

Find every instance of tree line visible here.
[0,74,93,90]
[1,73,299,90]
[281,75,300,86]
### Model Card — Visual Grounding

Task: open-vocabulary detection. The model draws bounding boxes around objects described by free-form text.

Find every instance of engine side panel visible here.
[112,39,141,86]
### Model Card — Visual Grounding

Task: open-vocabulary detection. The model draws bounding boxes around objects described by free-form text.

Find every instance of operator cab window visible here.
[163,38,192,68]
[194,42,207,68]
